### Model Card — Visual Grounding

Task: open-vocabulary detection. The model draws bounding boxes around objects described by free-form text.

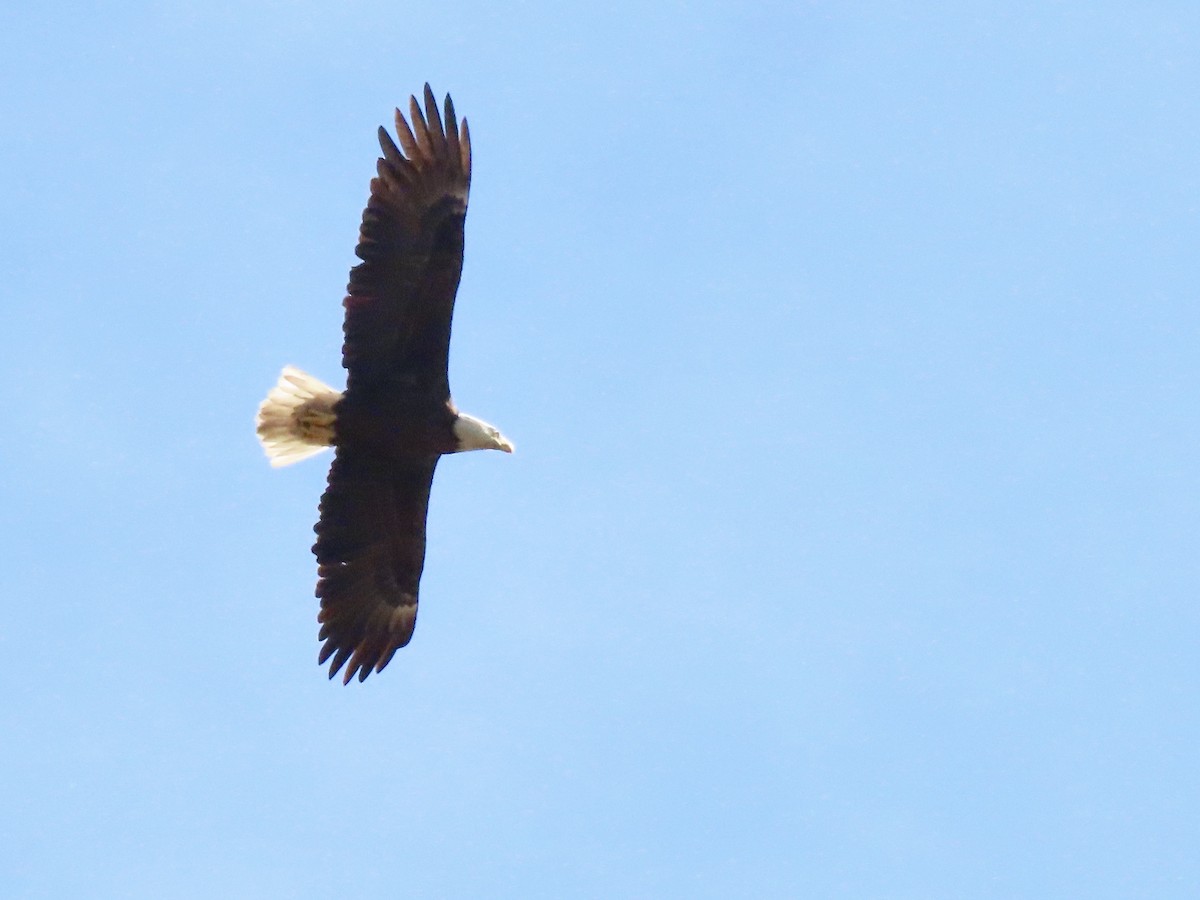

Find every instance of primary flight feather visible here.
[256,85,513,684]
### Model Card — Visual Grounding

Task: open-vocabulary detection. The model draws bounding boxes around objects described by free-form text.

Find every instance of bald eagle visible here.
[256,86,513,684]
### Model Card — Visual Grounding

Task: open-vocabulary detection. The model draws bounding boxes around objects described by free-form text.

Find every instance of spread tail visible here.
[255,366,343,467]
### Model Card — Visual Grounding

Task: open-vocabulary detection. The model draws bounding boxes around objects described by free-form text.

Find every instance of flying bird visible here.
[256,85,513,684]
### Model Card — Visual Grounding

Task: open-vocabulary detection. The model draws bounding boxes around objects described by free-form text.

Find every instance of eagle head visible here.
[452,412,514,453]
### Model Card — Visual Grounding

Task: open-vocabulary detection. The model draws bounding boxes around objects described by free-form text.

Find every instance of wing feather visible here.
[377,126,406,167]
[460,118,471,181]
[443,95,460,165]
[422,84,447,157]
[407,94,433,160]
[392,107,421,160]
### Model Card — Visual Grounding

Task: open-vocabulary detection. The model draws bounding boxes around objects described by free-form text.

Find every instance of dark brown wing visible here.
[313,449,439,683]
[342,84,472,396]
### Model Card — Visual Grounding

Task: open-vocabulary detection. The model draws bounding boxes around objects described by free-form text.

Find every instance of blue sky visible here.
[2,2,1198,897]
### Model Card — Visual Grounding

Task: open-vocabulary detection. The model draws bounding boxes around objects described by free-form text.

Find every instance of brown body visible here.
[332,390,460,460]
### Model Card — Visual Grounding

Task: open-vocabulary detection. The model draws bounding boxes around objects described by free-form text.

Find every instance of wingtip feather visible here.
[408,94,431,153]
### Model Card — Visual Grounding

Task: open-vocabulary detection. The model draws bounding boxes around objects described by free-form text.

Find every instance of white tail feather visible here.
[255,366,343,467]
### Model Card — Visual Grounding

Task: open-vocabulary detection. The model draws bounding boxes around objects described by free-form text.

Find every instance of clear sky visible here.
[2,2,1197,897]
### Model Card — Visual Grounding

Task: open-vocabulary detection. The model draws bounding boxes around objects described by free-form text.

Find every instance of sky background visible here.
[2,2,1198,897]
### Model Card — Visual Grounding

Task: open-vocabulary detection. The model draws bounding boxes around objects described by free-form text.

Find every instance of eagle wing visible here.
[313,449,439,683]
[342,84,472,396]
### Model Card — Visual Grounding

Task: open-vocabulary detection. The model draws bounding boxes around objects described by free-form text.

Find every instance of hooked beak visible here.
[497,436,515,454]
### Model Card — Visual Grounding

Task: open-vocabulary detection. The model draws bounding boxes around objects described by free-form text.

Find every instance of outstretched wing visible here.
[313,449,439,683]
[342,84,472,397]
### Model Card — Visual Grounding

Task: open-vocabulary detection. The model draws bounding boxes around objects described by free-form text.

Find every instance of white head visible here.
[453,412,515,453]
